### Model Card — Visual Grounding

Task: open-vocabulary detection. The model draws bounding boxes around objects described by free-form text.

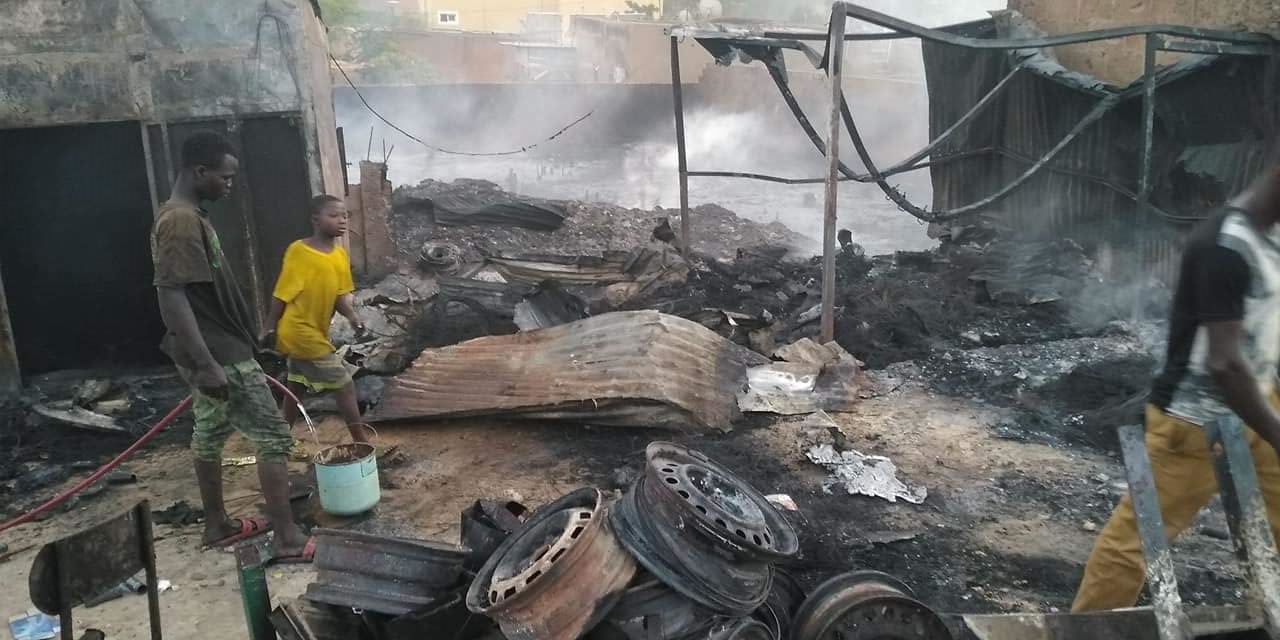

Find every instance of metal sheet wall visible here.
[922,38,1271,284]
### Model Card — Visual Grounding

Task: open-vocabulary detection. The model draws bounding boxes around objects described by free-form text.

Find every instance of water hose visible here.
[0,375,311,535]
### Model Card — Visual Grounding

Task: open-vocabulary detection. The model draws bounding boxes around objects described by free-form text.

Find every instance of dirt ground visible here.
[0,374,1249,638]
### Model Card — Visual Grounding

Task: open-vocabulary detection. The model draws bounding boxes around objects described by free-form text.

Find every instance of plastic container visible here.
[314,443,380,516]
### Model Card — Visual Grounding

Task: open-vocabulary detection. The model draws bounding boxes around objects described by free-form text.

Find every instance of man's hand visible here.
[192,363,230,400]
[353,322,369,341]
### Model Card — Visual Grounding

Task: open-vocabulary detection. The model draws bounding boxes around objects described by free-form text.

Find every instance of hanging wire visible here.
[331,54,594,157]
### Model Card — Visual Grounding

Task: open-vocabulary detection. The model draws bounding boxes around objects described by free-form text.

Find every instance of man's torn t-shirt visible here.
[1151,208,1280,425]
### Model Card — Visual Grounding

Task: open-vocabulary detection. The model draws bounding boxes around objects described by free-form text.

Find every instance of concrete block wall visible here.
[1009,0,1280,84]
[0,0,344,195]
[350,161,397,279]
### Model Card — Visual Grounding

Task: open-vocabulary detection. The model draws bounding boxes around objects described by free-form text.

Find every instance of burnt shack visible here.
[921,9,1280,281]
[0,0,345,395]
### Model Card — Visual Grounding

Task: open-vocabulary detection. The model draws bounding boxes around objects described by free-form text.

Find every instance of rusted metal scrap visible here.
[305,529,469,616]
[369,311,767,432]
[461,499,529,572]
[611,442,800,616]
[467,488,636,640]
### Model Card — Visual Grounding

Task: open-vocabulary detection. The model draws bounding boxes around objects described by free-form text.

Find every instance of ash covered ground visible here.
[3,179,1241,626]
[361,179,1238,613]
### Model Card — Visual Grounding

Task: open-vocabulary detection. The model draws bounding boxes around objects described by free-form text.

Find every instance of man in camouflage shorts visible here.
[151,131,312,560]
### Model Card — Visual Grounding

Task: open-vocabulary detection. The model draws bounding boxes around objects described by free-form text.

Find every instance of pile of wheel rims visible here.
[464,442,953,640]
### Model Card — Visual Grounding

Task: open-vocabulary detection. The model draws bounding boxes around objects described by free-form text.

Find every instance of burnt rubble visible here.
[313,179,1168,446]
[274,442,953,640]
[391,178,810,264]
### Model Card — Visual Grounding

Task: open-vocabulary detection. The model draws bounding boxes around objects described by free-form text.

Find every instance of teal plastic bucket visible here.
[314,442,381,516]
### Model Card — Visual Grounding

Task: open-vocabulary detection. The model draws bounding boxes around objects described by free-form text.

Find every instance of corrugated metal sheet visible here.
[490,252,638,286]
[1180,142,1269,196]
[922,17,1272,283]
[489,246,688,287]
[369,311,767,432]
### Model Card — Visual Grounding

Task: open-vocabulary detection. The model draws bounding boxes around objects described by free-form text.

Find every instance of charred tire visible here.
[611,442,799,616]
[467,488,636,640]
[708,618,776,640]
[789,571,952,640]
[754,569,806,640]
[592,577,719,640]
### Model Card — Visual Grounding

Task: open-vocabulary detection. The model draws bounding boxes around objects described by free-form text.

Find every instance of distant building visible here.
[360,0,659,34]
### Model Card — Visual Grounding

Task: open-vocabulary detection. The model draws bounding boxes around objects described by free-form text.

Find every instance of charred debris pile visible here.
[322,178,1159,445]
[272,441,953,640]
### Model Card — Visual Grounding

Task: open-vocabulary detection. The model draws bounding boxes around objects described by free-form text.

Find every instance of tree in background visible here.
[663,0,699,18]
[354,30,438,84]
[316,0,364,26]
[625,1,661,18]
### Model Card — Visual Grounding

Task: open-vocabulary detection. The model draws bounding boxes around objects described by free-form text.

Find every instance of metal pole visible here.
[821,7,847,343]
[1134,34,1157,322]
[1118,425,1194,640]
[236,544,275,640]
[671,35,691,257]
[1205,416,1280,638]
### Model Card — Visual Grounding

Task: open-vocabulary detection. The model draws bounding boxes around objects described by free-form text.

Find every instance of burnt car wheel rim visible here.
[611,442,799,616]
[467,488,636,640]
[789,571,952,640]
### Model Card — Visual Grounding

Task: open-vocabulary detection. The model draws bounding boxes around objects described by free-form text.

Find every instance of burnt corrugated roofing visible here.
[368,311,766,432]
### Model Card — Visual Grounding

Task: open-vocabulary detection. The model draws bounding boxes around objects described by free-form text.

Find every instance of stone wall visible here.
[1008,0,1280,84]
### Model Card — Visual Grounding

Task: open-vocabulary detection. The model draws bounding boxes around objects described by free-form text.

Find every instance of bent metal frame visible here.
[665,2,1277,345]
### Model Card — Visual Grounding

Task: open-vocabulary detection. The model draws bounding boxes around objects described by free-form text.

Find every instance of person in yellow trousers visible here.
[262,195,372,444]
[1073,165,1280,611]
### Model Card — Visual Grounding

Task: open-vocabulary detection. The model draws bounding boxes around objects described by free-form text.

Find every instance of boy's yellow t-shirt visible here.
[272,240,355,359]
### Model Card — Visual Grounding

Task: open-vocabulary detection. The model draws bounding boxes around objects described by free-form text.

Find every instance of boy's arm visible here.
[153,211,227,399]
[157,286,227,398]
[261,297,286,348]
[335,294,365,336]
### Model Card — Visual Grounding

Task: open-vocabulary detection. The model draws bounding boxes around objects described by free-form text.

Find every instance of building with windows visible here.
[362,0,657,34]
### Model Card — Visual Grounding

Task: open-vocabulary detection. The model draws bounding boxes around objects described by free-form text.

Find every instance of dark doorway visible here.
[240,116,314,297]
[0,122,165,373]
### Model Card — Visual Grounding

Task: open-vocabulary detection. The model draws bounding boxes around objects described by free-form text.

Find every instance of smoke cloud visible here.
[334,1,1010,257]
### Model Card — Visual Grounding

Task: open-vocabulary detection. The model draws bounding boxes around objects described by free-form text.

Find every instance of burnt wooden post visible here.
[0,265,18,400]
[136,502,162,640]
[821,6,847,343]
[1204,416,1280,638]
[671,35,691,257]
[1118,424,1193,640]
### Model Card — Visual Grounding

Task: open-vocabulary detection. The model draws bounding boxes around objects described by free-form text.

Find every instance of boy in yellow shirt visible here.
[263,195,371,443]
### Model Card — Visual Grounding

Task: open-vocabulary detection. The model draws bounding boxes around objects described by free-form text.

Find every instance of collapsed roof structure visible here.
[661,2,1278,334]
